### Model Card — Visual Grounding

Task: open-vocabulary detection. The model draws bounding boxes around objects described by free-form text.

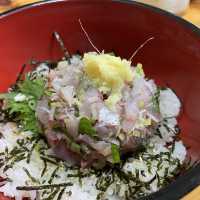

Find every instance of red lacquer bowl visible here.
[0,0,200,199]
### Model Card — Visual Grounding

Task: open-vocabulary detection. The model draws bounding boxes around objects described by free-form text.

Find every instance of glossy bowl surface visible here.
[0,0,200,199]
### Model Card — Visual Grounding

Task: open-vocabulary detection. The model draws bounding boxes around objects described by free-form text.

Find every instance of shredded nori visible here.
[57,188,66,200]
[40,156,58,165]
[16,182,73,191]
[27,138,40,163]
[48,166,59,184]
[23,167,38,183]
[42,188,60,200]
[41,159,47,177]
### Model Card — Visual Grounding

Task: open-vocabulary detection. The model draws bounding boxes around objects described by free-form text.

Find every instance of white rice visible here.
[159,88,181,118]
[0,85,186,200]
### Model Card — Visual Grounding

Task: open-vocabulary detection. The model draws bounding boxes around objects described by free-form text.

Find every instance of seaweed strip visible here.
[16,182,73,191]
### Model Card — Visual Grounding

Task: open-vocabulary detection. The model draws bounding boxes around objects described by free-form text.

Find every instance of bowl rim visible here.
[0,0,200,37]
[0,0,200,199]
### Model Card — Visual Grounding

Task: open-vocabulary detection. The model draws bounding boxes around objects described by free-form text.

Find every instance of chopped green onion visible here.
[78,117,97,137]
[111,144,121,164]
[28,100,36,110]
